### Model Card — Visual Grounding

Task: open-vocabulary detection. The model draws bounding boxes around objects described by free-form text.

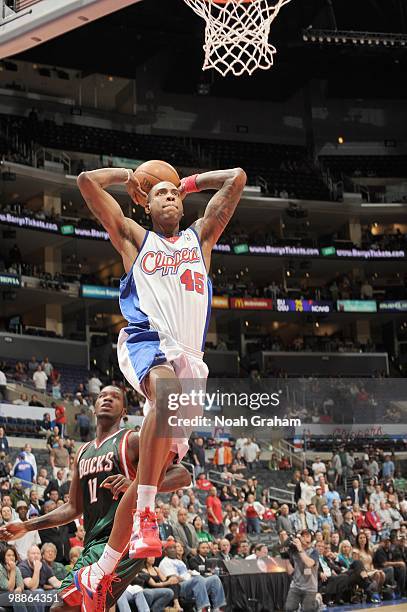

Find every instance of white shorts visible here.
[118,326,208,461]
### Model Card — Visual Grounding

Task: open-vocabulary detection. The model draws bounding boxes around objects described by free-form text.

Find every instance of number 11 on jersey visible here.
[88,477,98,503]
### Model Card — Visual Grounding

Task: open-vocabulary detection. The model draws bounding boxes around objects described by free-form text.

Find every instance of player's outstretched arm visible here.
[184,168,246,252]
[0,459,83,541]
[77,168,147,271]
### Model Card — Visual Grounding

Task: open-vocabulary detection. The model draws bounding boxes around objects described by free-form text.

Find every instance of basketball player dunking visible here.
[0,385,190,611]
[74,165,246,609]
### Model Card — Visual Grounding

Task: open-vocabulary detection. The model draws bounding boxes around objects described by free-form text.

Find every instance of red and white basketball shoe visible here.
[129,507,162,559]
[74,564,119,612]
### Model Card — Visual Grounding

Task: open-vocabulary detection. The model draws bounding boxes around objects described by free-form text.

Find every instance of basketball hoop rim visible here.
[205,0,255,3]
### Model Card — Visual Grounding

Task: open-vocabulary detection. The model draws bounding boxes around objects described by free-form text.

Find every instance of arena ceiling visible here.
[12,0,407,101]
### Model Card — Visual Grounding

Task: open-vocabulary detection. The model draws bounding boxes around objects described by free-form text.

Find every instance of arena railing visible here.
[266,485,294,505]
[181,460,196,486]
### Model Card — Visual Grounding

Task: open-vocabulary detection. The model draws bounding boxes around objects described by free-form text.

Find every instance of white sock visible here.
[137,484,157,511]
[97,544,122,575]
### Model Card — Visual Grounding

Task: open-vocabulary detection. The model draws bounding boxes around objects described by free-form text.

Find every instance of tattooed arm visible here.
[77,168,147,273]
[188,168,247,270]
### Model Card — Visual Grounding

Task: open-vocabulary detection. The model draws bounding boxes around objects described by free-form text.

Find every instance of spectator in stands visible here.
[44,470,68,500]
[377,500,394,537]
[10,482,28,509]
[317,505,335,533]
[188,541,214,574]
[159,540,226,611]
[276,504,293,534]
[49,367,60,388]
[29,395,44,408]
[382,455,395,480]
[192,515,213,543]
[13,362,26,383]
[246,543,269,561]
[278,455,291,470]
[1,494,15,517]
[0,506,13,528]
[76,407,91,442]
[88,373,102,399]
[213,441,232,470]
[41,543,66,581]
[337,540,353,569]
[0,458,8,479]
[19,544,61,604]
[13,393,29,406]
[290,500,317,534]
[243,493,264,535]
[365,502,383,541]
[0,427,9,455]
[66,547,82,574]
[118,557,179,612]
[354,532,385,592]
[27,356,39,374]
[311,487,327,514]
[41,357,53,378]
[73,393,88,408]
[36,468,49,490]
[69,524,85,549]
[326,484,341,509]
[28,489,42,518]
[219,539,232,562]
[171,508,199,557]
[234,540,250,559]
[0,544,24,598]
[12,454,34,487]
[156,506,174,541]
[38,500,71,564]
[20,444,37,480]
[196,473,212,491]
[0,367,7,402]
[206,487,224,538]
[47,425,59,451]
[371,484,386,510]
[39,413,52,436]
[49,435,69,473]
[241,438,260,470]
[311,457,326,479]
[53,403,66,438]
[301,477,316,506]
[340,511,358,545]
[373,538,406,596]
[168,493,182,524]
[348,478,366,506]
[33,366,47,393]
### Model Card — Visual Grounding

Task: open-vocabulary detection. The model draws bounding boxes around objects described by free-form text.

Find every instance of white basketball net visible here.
[183,0,292,77]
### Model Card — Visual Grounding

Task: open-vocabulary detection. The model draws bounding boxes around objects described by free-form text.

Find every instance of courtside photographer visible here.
[283,529,319,612]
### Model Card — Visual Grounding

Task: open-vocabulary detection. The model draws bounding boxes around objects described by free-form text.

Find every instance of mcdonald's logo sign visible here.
[231,298,273,310]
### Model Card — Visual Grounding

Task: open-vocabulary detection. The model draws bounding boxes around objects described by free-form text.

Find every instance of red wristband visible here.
[181,174,200,194]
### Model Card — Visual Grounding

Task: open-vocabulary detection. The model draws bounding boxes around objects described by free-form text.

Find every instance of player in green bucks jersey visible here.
[0,386,191,611]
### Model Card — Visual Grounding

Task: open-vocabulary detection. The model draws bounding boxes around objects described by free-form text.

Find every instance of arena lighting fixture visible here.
[302,29,407,48]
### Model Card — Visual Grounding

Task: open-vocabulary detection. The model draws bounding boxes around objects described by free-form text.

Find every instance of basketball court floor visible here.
[329,599,407,612]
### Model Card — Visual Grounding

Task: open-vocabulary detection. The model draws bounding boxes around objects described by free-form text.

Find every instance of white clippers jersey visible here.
[119,228,212,354]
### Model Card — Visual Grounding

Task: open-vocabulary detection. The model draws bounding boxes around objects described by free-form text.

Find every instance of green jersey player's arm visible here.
[77,168,147,273]
[0,455,84,542]
[101,432,192,497]
[189,168,247,269]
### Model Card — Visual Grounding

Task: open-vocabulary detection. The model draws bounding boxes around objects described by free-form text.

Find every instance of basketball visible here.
[134,160,180,206]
